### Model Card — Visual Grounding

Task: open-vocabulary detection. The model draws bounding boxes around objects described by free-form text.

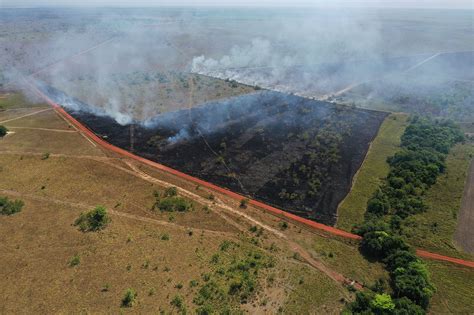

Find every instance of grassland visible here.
[1,91,473,313]
[0,91,352,313]
[336,113,409,231]
[401,143,474,259]
[425,260,474,314]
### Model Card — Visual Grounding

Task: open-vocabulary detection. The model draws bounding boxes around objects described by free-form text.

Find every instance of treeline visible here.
[347,118,464,314]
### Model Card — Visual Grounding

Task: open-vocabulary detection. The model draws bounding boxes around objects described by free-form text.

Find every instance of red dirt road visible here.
[25,79,474,269]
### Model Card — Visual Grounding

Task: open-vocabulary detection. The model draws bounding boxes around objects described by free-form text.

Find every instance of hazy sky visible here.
[2,0,473,9]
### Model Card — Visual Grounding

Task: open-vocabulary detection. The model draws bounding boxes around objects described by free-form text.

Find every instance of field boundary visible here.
[23,79,474,269]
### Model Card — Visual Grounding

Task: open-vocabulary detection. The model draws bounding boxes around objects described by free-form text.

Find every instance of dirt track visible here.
[23,78,474,269]
[454,159,474,254]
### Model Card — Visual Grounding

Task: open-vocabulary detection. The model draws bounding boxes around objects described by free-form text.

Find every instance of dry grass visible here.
[0,92,350,312]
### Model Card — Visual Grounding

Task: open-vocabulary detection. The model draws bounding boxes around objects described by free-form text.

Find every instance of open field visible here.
[425,260,474,314]
[336,113,409,231]
[401,143,474,259]
[0,91,357,313]
[455,159,474,254]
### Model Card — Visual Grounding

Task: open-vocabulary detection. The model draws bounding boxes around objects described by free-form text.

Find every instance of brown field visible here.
[0,94,354,313]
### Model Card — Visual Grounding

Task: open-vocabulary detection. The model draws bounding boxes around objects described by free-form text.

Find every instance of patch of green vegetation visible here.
[69,254,81,267]
[74,205,111,232]
[121,288,137,307]
[152,187,192,212]
[170,294,186,314]
[401,143,474,258]
[337,113,408,231]
[426,260,474,314]
[0,196,24,215]
[349,118,465,313]
[192,241,274,313]
[0,125,8,137]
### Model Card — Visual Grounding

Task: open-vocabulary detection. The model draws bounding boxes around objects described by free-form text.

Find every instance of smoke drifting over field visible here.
[2,7,473,126]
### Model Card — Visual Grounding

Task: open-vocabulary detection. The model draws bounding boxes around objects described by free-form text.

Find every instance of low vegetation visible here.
[74,205,111,232]
[0,125,8,137]
[0,196,24,215]
[349,118,464,314]
[337,114,408,230]
[121,288,137,307]
[191,240,275,313]
[152,187,192,212]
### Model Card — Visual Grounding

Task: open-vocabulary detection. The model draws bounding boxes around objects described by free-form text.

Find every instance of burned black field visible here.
[61,90,387,225]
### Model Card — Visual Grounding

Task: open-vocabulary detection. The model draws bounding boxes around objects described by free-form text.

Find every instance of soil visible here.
[454,159,474,254]
[50,87,387,225]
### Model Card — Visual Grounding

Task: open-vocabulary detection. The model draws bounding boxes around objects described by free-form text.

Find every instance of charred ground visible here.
[56,89,387,225]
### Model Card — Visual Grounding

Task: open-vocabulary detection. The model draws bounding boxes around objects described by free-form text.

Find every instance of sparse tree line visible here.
[347,117,464,314]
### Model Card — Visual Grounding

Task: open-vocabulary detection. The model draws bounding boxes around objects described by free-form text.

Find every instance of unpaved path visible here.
[0,108,52,124]
[6,126,77,133]
[0,188,233,238]
[454,159,474,254]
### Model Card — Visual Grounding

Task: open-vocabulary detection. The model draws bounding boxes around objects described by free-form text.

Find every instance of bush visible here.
[121,288,137,307]
[171,294,185,309]
[239,198,249,209]
[0,196,24,215]
[74,206,110,232]
[0,125,8,137]
[156,196,191,212]
[153,188,192,212]
[69,254,80,267]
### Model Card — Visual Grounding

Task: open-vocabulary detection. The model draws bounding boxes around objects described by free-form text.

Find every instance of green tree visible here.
[371,293,395,314]
[74,206,111,232]
[0,125,8,137]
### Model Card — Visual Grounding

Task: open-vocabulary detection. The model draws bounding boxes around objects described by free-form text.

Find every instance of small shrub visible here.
[69,254,81,267]
[239,198,249,209]
[279,221,288,230]
[0,196,24,215]
[74,206,110,232]
[148,287,156,296]
[102,284,110,292]
[41,152,50,160]
[164,186,178,197]
[170,294,185,310]
[121,288,137,307]
[161,233,170,241]
[0,125,8,137]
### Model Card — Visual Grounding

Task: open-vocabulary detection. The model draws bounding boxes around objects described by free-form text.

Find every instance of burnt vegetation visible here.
[66,91,387,225]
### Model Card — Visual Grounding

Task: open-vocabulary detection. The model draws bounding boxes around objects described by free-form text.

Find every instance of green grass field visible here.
[336,113,409,231]
[426,260,474,314]
[401,143,474,259]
